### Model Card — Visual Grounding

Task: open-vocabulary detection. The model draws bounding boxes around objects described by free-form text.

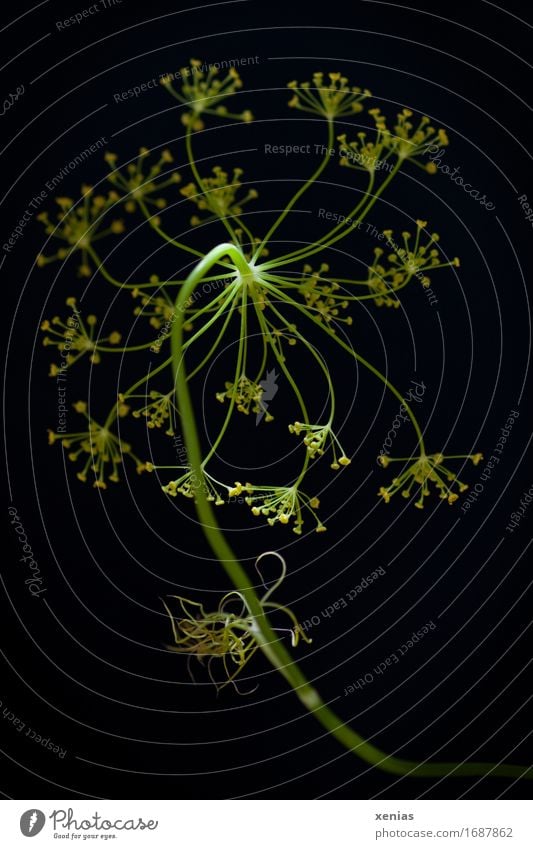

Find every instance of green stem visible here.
[182,282,239,339]
[254,305,311,484]
[171,242,302,661]
[258,171,375,271]
[185,126,240,245]
[95,340,165,353]
[136,197,208,261]
[256,306,310,424]
[170,243,531,780]
[232,214,256,251]
[105,355,173,429]
[201,285,247,465]
[87,246,183,290]
[265,295,336,425]
[187,294,238,381]
[262,161,401,272]
[253,118,335,262]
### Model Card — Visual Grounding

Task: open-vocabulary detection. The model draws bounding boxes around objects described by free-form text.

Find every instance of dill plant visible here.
[37,61,530,780]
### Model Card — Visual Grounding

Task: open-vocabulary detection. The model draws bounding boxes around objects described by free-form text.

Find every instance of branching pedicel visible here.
[38,62,531,780]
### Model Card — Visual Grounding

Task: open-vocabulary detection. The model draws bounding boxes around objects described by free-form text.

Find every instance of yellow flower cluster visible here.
[36,185,124,277]
[231,481,326,534]
[378,452,483,509]
[48,401,147,488]
[366,220,460,307]
[216,374,269,418]
[363,107,449,170]
[130,390,179,436]
[105,148,181,213]
[298,263,352,327]
[160,469,329,534]
[288,73,371,119]
[338,113,391,174]
[180,166,258,226]
[161,467,226,506]
[41,297,121,375]
[132,287,175,330]
[289,421,351,469]
[161,60,253,130]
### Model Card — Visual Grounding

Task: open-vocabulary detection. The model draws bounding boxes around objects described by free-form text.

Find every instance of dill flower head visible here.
[36,185,123,277]
[216,374,269,418]
[378,452,483,509]
[48,401,147,488]
[298,263,352,328]
[338,115,391,173]
[161,60,253,130]
[161,467,227,506]
[366,221,460,306]
[289,421,351,469]
[105,147,181,212]
[180,166,258,226]
[287,72,371,119]
[365,257,402,309]
[41,297,121,375]
[129,390,179,436]
[132,287,176,331]
[241,482,326,534]
[379,107,449,169]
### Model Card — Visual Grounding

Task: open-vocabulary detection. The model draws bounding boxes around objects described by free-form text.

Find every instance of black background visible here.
[2,0,533,800]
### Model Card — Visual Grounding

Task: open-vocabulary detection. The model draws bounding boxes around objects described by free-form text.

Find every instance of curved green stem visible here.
[169,243,531,780]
